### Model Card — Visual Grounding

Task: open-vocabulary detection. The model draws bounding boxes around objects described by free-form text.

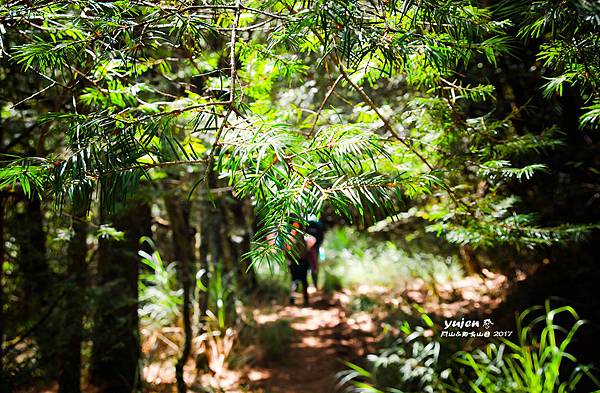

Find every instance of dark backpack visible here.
[306,220,324,248]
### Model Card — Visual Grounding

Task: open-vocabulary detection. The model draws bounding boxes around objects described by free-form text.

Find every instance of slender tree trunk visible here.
[0,193,5,392]
[58,207,88,393]
[198,201,210,319]
[164,192,196,393]
[0,124,4,390]
[459,245,482,276]
[198,173,222,319]
[218,198,235,275]
[222,197,256,291]
[90,201,151,393]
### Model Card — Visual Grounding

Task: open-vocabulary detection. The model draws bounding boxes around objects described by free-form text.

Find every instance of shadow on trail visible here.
[245,291,375,393]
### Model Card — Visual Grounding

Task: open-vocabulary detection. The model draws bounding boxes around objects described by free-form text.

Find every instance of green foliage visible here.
[138,238,183,328]
[322,270,344,295]
[425,196,599,249]
[206,262,236,332]
[348,293,379,314]
[340,301,600,393]
[1,0,598,264]
[450,301,600,393]
[581,100,600,129]
[338,316,449,393]
[509,0,600,128]
[217,123,402,266]
[96,224,125,241]
[0,156,50,198]
[477,161,547,182]
[254,261,290,301]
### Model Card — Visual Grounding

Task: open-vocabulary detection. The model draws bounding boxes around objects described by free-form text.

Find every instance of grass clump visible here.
[450,300,600,393]
[338,301,600,393]
[257,320,294,362]
[322,270,344,294]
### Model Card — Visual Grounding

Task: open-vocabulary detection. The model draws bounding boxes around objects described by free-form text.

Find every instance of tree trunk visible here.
[198,200,210,318]
[198,173,222,319]
[164,192,196,393]
[223,197,256,292]
[14,194,54,368]
[58,207,88,393]
[218,198,235,279]
[459,245,482,276]
[16,195,49,306]
[90,201,152,393]
[0,193,6,392]
[0,124,5,390]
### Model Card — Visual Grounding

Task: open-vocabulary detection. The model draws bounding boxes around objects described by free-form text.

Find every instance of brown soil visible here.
[16,274,509,393]
[237,290,376,393]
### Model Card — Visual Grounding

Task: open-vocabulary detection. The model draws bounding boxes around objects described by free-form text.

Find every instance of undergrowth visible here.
[321,227,464,291]
[338,300,600,393]
[257,320,294,363]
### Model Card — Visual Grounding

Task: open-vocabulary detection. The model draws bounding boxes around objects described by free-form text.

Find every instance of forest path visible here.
[241,289,375,393]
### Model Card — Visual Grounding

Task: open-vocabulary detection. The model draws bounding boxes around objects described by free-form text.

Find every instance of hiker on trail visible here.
[267,218,325,305]
[287,220,324,305]
[305,220,325,289]
[284,221,311,306]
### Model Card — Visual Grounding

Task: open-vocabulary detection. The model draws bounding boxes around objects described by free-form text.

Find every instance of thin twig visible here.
[334,59,435,171]
[203,0,242,184]
[11,81,56,108]
[307,74,343,138]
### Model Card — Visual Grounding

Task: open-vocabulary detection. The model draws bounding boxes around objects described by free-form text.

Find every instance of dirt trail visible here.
[244,290,374,393]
